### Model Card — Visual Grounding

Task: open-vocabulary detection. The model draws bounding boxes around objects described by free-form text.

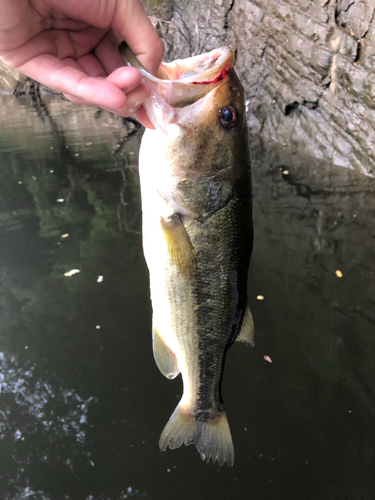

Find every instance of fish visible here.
[120,42,254,467]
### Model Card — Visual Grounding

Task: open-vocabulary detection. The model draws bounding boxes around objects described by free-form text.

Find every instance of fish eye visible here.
[219,106,237,128]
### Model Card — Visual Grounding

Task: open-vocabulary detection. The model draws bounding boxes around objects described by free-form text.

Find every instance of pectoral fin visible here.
[236,303,255,346]
[160,213,196,279]
[152,325,180,379]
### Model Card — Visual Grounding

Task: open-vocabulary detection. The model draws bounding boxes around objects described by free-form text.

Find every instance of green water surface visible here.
[0,93,374,500]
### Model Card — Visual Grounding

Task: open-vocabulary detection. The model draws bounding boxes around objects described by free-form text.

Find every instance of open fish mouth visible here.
[119,42,234,108]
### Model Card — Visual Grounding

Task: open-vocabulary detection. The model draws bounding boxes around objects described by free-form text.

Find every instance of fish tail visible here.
[159,404,234,467]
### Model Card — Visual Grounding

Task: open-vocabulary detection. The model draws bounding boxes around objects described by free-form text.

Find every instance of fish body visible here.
[120,44,254,466]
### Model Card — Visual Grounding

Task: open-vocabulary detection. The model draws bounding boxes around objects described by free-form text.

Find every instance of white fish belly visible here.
[139,129,200,407]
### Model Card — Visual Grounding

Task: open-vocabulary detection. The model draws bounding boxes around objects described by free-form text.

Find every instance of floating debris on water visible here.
[61,233,69,239]
[263,355,272,363]
[56,198,64,203]
[95,325,101,330]
[97,275,103,283]
[335,270,343,278]
[64,269,80,277]
[282,169,289,175]
[257,295,265,300]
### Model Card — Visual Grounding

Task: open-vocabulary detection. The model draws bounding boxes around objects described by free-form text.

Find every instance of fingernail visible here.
[126,101,143,114]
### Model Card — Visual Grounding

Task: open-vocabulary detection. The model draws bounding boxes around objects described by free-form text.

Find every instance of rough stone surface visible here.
[0,60,26,92]
[0,94,141,159]
[162,0,375,177]
[0,59,58,96]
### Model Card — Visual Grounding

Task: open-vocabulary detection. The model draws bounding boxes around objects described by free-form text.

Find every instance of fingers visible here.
[0,0,163,127]
[47,54,150,119]
[106,67,150,114]
[121,82,150,114]
[0,0,43,50]
[105,67,143,95]
[19,53,136,110]
[48,0,164,74]
[72,54,107,78]
[135,106,154,129]
[93,29,124,75]
[62,56,107,105]
[112,0,164,75]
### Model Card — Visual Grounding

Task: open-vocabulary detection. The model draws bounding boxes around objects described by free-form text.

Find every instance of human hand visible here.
[0,0,164,128]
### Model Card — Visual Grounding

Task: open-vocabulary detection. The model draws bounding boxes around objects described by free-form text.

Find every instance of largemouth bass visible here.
[120,42,254,467]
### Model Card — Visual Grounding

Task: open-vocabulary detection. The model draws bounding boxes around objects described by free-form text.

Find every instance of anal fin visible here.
[153,325,180,379]
[236,302,255,346]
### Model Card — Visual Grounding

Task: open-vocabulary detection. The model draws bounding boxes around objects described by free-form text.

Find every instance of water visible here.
[0,93,374,500]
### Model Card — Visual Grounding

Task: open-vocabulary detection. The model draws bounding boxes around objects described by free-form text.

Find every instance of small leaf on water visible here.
[64,269,80,277]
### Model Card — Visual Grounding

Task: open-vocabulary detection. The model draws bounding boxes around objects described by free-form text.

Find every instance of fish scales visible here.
[187,189,252,410]
[120,43,254,466]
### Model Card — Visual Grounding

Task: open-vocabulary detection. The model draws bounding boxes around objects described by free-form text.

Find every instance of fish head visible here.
[120,43,249,215]
[141,47,248,180]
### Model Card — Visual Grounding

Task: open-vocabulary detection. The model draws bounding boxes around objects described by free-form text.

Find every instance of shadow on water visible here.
[0,94,374,500]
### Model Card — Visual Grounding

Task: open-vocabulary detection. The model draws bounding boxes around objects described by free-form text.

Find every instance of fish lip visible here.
[158,47,234,84]
[157,48,233,109]
[120,43,234,108]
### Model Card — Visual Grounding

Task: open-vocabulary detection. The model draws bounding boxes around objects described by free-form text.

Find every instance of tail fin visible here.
[159,404,234,467]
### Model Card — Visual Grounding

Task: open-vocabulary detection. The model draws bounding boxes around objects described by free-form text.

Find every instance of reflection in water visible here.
[0,353,97,500]
[85,488,146,500]
[0,94,148,500]
[0,352,95,444]
[0,94,374,499]
[4,486,144,500]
